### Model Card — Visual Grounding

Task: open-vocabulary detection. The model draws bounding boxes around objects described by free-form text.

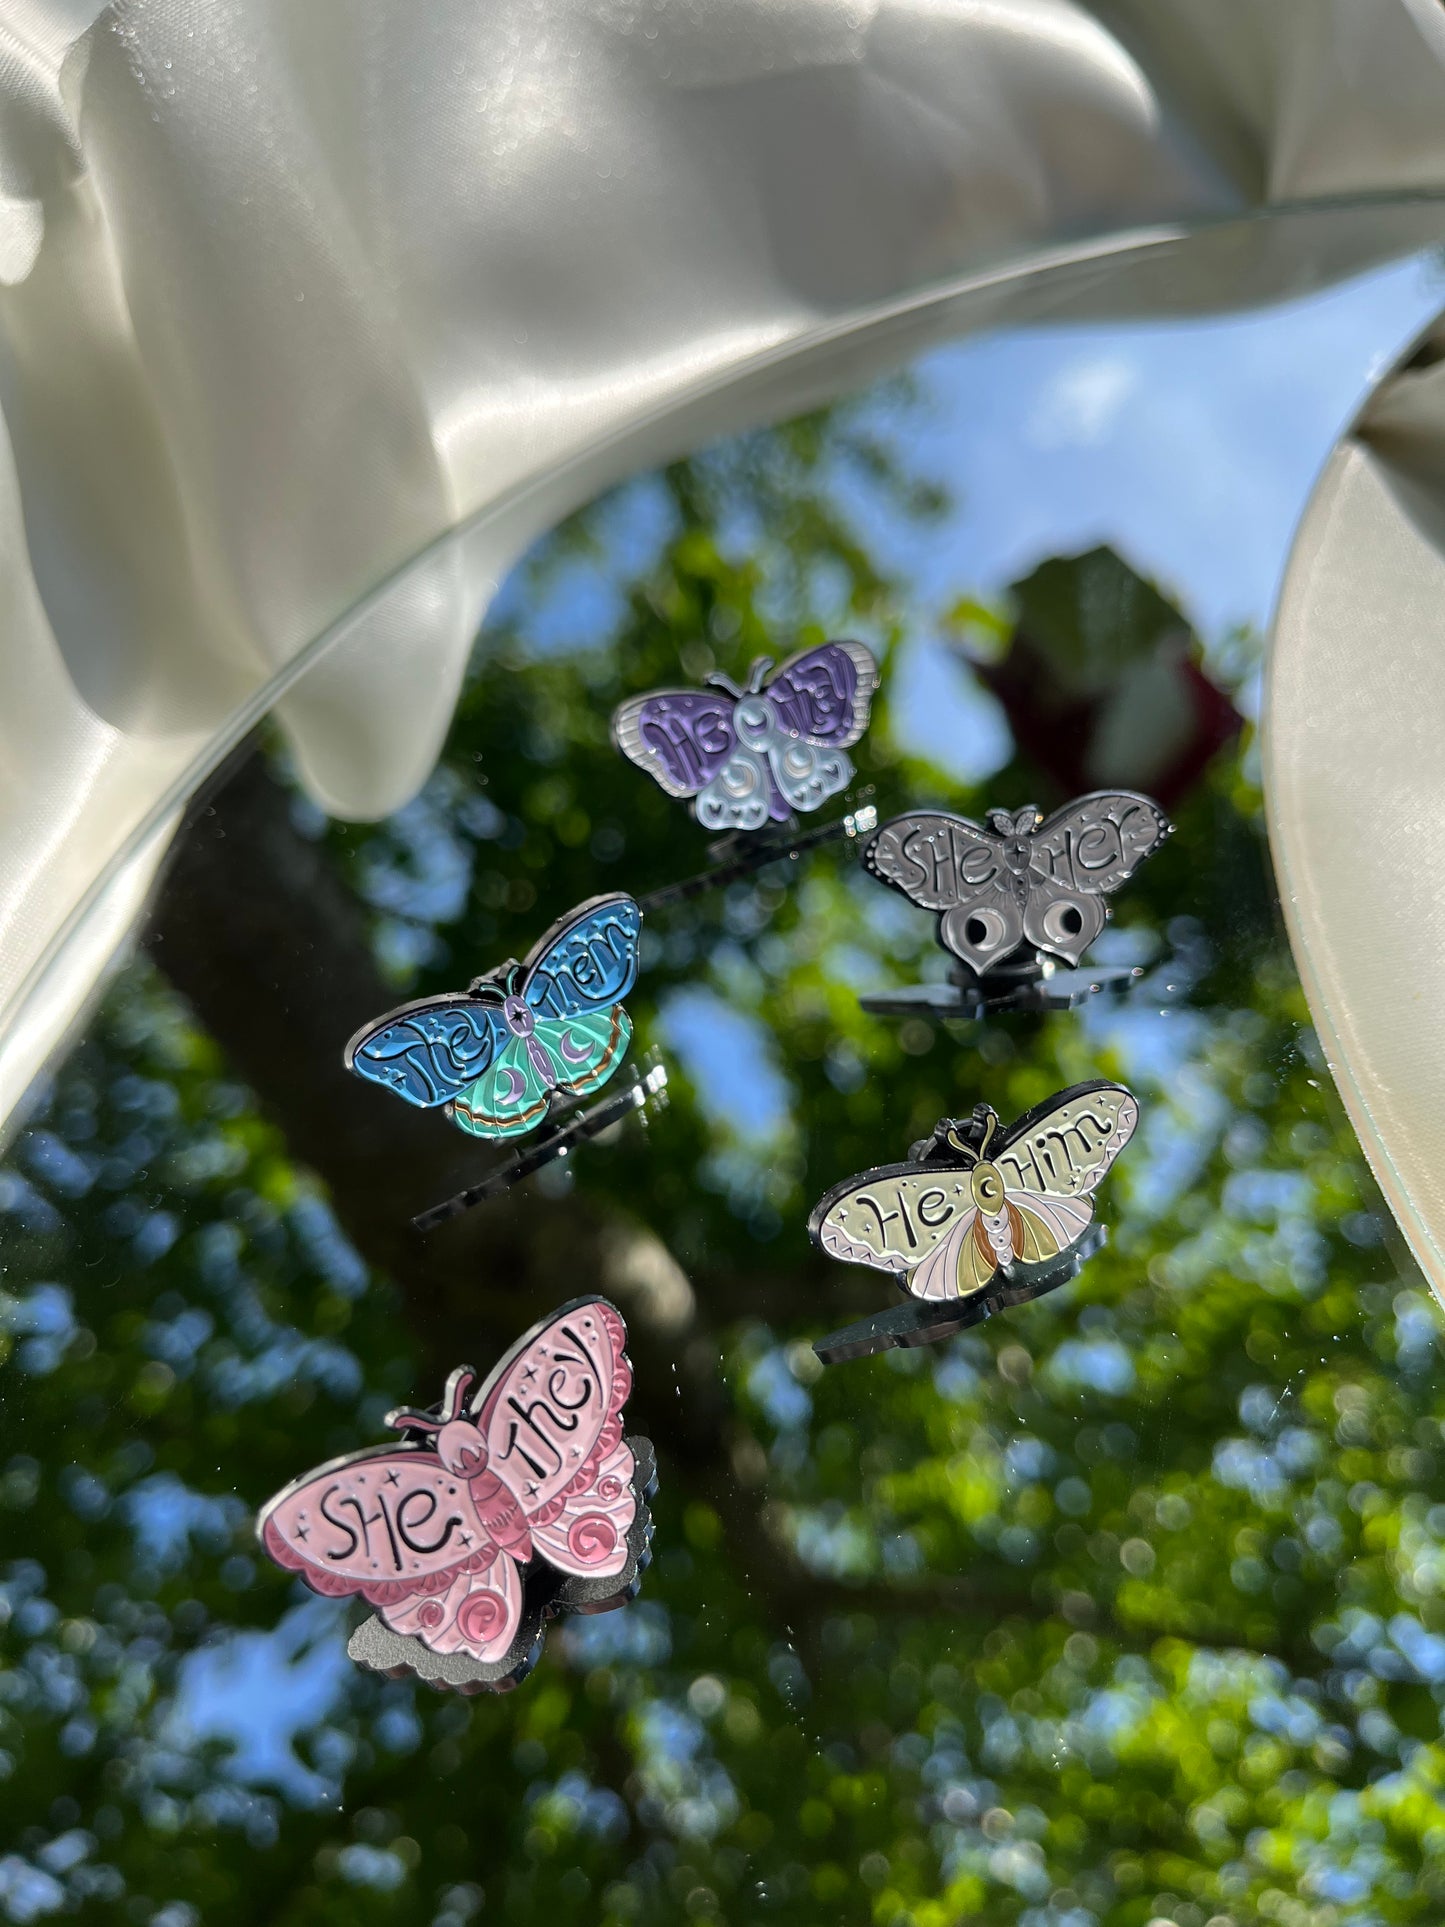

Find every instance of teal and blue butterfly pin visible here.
[346,893,665,1225]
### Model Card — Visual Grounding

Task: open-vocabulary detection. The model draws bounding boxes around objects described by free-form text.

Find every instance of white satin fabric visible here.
[1267,327,1445,1300]
[4,4,1445,1201]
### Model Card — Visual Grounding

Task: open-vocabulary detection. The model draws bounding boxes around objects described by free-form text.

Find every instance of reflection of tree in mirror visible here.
[3,412,1443,1926]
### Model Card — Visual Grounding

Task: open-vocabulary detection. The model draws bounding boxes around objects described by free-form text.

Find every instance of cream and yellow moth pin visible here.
[807,1081,1138,1363]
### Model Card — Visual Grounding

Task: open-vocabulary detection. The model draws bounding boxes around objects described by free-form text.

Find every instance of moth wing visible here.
[808,1163,977,1276]
[474,1298,633,1520]
[523,893,641,1019]
[764,639,878,748]
[862,811,998,910]
[452,1034,553,1139]
[258,1447,495,1603]
[528,1433,638,1581]
[611,689,738,799]
[534,1006,633,1101]
[696,746,776,831]
[377,1546,524,1664]
[939,895,1026,975]
[345,995,506,1107]
[1019,873,1107,966]
[905,1204,993,1302]
[765,738,853,818]
[1023,791,1171,963]
[1006,1188,1096,1265]
[862,811,1023,972]
[994,1081,1139,1203]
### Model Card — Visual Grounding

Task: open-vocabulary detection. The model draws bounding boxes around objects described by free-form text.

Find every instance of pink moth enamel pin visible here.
[257,1297,656,1692]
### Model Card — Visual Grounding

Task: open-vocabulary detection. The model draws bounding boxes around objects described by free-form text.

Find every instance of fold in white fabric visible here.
[1268,324,1445,1301]
[3,6,1445,1279]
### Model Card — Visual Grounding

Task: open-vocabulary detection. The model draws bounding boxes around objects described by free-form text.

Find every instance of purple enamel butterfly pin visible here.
[611,641,879,833]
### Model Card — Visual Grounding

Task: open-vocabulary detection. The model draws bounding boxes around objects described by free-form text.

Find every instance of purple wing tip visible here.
[767,640,878,747]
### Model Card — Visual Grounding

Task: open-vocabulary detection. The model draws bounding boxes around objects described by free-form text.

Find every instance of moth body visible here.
[467,1462,535,1562]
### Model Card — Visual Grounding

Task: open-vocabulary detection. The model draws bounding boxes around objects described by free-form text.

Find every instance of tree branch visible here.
[147,753,883,1620]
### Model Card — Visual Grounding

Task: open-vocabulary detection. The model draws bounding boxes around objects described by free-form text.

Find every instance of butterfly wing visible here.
[995,1080,1139,1208]
[1022,791,1172,964]
[452,1033,555,1139]
[344,994,507,1108]
[523,893,642,1018]
[514,893,641,1103]
[810,1159,1033,1303]
[473,1298,640,1583]
[907,1205,1001,1302]
[1005,1189,1097,1262]
[374,1547,524,1665]
[809,1160,978,1279]
[862,811,1024,973]
[744,640,877,820]
[258,1445,497,1606]
[696,746,777,832]
[532,1006,634,1102]
[611,688,738,799]
[765,640,878,749]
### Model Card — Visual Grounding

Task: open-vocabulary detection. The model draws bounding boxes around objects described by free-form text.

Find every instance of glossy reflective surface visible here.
[3,296,1444,1925]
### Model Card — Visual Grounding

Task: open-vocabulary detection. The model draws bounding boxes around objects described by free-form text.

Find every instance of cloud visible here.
[862,250,1445,641]
[1025,355,1137,449]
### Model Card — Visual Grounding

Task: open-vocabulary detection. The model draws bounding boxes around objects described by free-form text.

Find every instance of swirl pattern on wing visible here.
[476,1299,632,1520]
[697,745,784,830]
[377,1547,523,1664]
[524,894,641,1020]
[765,640,878,748]
[528,1434,638,1580]
[345,997,504,1106]
[611,689,737,797]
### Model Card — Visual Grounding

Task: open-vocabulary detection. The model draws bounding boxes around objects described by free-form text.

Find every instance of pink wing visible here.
[529,1434,638,1580]
[259,1447,497,1607]
[475,1298,637,1582]
[908,1205,982,1303]
[374,1546,523,1663]
[1011,1188,1095,1253]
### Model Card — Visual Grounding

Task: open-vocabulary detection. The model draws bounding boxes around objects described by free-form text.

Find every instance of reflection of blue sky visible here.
[866,253,1443,636]
[885,634,1013,785]
[495,256,1445,709]
[868,252,1443,784]
[166,1598,355,1804]
[127,1473,244,1572]
[658,987,790,1142]
[487,474,675,652]
[503,256,1444,1142]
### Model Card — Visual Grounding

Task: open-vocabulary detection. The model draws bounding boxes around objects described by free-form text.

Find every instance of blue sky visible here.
[501,247,1445,786]
[878,249,1445,640]
[870,249,1445,785]
[656,249,1445,1138]
[187,252,1445,1787]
